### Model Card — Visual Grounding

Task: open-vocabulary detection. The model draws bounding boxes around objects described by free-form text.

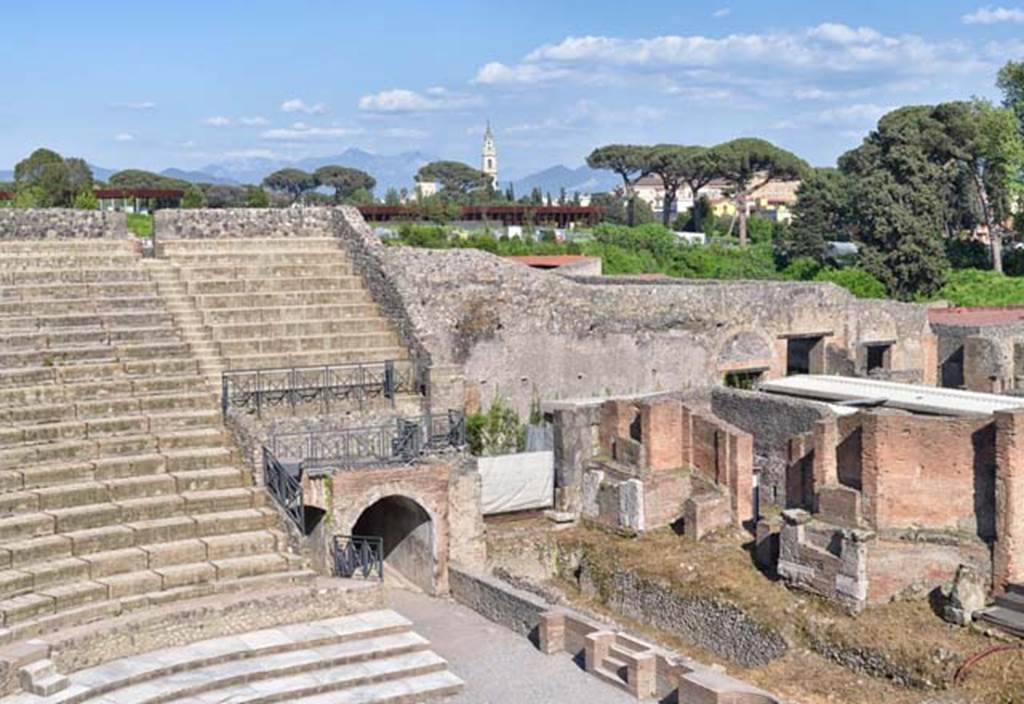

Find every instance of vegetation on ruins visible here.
[126,212,153,236]
[465,395,526,456]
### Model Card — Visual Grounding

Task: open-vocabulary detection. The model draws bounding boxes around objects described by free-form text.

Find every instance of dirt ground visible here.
[485,518,1024,704]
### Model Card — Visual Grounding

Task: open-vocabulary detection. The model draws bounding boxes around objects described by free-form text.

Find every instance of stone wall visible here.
[155,207,334,239]
[0,209,128,239]
[374,226,936,416]
[711,388,832,510]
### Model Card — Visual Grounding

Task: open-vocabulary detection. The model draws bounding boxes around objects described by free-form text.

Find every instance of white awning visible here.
[760,375,1024,417]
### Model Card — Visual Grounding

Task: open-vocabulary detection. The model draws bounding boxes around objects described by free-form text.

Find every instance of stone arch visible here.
[343,487,442,593]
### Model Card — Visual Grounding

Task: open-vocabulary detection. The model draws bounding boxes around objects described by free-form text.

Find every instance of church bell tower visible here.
[481,121,498,189]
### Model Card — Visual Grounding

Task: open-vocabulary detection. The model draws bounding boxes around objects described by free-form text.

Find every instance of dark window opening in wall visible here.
[724,369,764,389]
[786,336,822,376]
[866,343,892,375]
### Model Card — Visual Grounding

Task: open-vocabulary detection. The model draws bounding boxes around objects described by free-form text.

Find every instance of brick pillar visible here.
[598,400,633,456]
[628,652,657,698]
[679,406,694,468]
[641,399,683,471]
[812,417,839,506]
[538,611,566,654]
[920,333,939,387]
[732,430,754,524]
[995,410,1024,590]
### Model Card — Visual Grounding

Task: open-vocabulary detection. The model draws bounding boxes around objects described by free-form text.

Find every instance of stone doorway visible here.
[352,495,436,593]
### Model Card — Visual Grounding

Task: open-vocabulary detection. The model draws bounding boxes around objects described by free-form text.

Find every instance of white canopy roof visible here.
[760,375,1024,417]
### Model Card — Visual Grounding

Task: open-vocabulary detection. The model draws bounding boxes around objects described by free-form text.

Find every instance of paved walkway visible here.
[387,588,635,704]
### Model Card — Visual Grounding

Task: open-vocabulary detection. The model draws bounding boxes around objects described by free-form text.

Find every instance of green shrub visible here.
[72,190,98,210]
[781,257,823,281]
[465,395,525,456]
[932,268,1024,306]
[814,267,888,299]
[126,213,153,237]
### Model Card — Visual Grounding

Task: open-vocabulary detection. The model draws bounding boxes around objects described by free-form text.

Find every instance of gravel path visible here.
[387,588,635,704]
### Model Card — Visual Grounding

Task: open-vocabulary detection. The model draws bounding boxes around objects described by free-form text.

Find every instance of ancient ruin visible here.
[0,206,1021,703]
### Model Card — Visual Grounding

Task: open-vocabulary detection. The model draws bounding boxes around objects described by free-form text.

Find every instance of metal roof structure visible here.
[759,375,1024,417]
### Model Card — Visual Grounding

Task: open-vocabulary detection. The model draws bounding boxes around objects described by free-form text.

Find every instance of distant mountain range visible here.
[510,165,619,197]
[2,150,620,198]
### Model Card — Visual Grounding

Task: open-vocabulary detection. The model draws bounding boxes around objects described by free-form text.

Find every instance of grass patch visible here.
[486,522,1024,704]
[126,213,153,237]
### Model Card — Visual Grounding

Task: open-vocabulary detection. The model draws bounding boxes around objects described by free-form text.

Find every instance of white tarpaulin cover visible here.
[478,451,554,515]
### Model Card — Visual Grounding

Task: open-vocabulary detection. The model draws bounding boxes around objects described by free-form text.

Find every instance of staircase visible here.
[155,238,408,372]
[0,239,309,641]
[978,584,1024,637]
[3,609,463,703]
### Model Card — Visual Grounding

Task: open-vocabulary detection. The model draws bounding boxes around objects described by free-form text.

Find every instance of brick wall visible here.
[860,412,995,536]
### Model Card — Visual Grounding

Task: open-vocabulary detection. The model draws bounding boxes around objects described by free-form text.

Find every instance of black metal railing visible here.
[263,445,305,532]
[270,410,466,475]
[222,360,420,417]
[332,535,384,580]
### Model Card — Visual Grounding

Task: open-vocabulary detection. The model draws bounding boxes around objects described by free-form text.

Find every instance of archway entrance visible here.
[352,495,435,593]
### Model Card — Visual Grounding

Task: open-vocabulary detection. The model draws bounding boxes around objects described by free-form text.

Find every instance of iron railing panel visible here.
[332,534,384,580]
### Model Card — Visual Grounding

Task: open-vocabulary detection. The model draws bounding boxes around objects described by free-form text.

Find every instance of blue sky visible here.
[3,0,1024,179]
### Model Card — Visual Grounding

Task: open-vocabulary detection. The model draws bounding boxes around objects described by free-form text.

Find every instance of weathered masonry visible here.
[742,376,1024,620]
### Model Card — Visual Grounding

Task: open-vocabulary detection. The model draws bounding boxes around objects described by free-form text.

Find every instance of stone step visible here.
[0,553,297,630]
[0,297,168,318]
[200,303,381,325]
[977,605,1024,637]
[0,484,261,539]
[0,311,176,333]
[0,432,235,480]
[0,568,316,646]
[0,500,271,572]
[0,326,181,350]
[193,290,372,310]
[4,609,418,704]
[222,347,409,371]
[0,390,215,424]
[0,282,159,301]
[182,276,363,296]
[0,410,223,450]
[0,531,283,603]
[209,317,393,341]
[0,342,191,369]
[178,263,355,279]
[0,359,204,390]
[0,241,135,253]
[216,332,401,357]
[158,237,346,252]
[0,269,152,286]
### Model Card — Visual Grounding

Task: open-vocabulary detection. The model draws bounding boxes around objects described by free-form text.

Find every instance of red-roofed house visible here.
[96,188,184,214]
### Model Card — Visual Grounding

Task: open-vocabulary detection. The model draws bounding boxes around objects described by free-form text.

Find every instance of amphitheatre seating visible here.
[0,239,307,641]
[6,609,462,703]
[156,238,408,373]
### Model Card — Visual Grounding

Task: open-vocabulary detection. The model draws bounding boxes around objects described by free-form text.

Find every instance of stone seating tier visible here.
[0,240,306,641]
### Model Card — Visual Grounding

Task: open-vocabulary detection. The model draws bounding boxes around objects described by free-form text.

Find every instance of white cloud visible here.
[204,116,232,126]
[477,23,989,87]
[114,133,135,142]
[260,122,363,141]
[280,98,328,115]
[110,101,156,110]
[358,87,479,112]
[474,62,567,85]
[963,6,1024,23]
[712,8,731,18]
[815,103,892,125]
[238,116,269,126]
